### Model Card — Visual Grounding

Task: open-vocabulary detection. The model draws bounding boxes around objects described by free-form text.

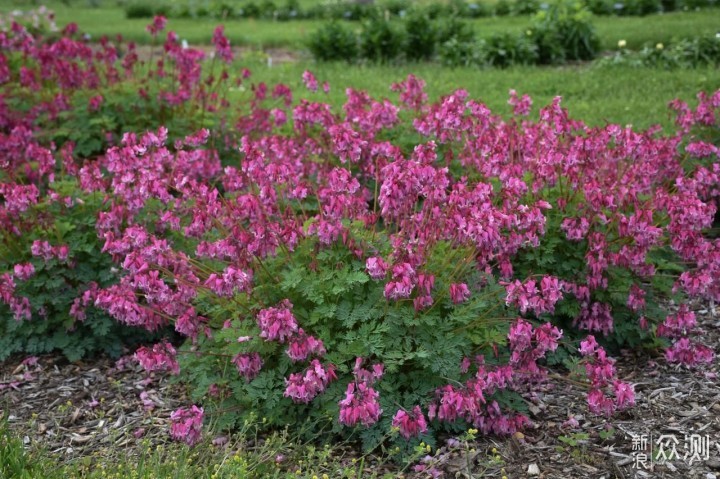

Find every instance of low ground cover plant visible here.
[1,13,719,457]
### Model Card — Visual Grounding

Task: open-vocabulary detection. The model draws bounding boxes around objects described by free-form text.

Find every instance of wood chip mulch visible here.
[1,302,719,479]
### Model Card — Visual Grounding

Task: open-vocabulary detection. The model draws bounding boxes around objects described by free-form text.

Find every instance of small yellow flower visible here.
[618,39,627,48]
[656,43,664,50]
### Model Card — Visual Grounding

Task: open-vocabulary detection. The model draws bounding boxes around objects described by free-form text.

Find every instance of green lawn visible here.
[1,0,719,50]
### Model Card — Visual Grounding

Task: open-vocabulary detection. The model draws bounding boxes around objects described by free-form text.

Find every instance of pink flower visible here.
[13,263,35,281]
[366,256,388,280]
[339,382,382,427]
[88,95,103,112]
[212,25,233,63]
[302,70,318,92]
[169,405,204,446]
[392,406,428,439]
[231,352,263,381]
[284,360,337,403]
[587,389,615,417]
[612,381,635,410]
[135,341,180,375]
[665,338,714,366]
[449,283,470,304]
[657,304,696,338]
[508,89,532,116]
[146,15,167,36]
[578,335,599,356]
[257,300,298,343]
[286,329,326,362]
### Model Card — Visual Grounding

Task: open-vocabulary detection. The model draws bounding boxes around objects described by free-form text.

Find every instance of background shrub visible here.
[307,21,359,62]
[530,1,600,64]
[435,16,476,45]
[438,37,481,66]
[512,0,542,15]
[403,11,438,61]
[359,17,406,62]
[480,32,539,67]
[125,1,155,18]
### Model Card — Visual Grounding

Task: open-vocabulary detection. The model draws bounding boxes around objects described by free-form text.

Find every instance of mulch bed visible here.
[2,304,719,478]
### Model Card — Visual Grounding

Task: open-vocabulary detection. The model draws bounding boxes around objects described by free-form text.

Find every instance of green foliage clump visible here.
[125,2,159,18]
[307,21,360,62]
[403,11,437,61]
[479,32,540,67]
[530,1,601,64]
[359,17,407,63]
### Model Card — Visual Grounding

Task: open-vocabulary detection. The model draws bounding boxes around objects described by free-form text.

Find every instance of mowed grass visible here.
[1,0,719,49]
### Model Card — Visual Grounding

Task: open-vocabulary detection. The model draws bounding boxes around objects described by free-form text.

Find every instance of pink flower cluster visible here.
[503,276,563,315]
[657,305,714,366]
[231,352,263,381]
[284,359,337,403]
[578,336,635,416]
[169,405,204,446]
[507,318,562,376]
[392,405,428,440]
[256,300,298,342]
[339,358,384,427]
[135,340,180,375]
[30,240,69,262]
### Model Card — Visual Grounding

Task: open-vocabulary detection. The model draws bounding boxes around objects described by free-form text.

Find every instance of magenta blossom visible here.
[392,406,428,439]
[449,283,470,304]
[169,405,204,446]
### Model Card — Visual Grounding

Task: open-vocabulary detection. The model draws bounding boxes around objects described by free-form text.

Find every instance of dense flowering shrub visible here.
[0,16,248,360]
[1,16,719,451]
[88,81,719,449]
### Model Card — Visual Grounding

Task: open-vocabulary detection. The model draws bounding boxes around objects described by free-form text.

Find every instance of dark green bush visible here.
[683,0,717,8]
[619,0,662,15]
[240,1,262,18]
[210,0,238,18]
[480,32,539,67]
[495,0,512,15]
[125,2,155,18]
[444,0,472,17]
[436,16,476,45]
[660,0,680,11]
[513,0,542,15]
[466,2,492,17]
[584,0,615,15]
[308,21,359,62]
[403,11,438,61]
[359,17,406,62]
[438,37,480,66]
[530,1,600,64]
